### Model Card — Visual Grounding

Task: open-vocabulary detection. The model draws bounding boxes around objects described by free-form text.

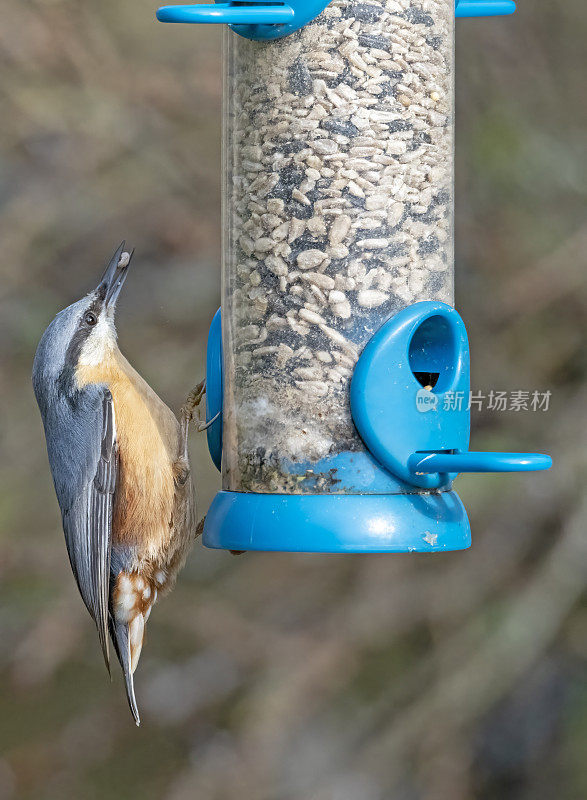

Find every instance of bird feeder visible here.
[158,0,551,552]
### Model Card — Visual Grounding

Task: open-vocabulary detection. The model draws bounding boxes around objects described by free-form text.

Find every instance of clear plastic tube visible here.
[222,0,454,494]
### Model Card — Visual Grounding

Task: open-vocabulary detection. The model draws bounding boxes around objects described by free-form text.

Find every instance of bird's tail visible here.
[109,615,144,726]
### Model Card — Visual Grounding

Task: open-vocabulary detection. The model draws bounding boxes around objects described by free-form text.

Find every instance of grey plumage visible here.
[33,331,115,665]
[32,246,128,669]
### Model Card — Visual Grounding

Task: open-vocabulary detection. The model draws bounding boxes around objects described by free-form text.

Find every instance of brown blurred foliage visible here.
[0,1,586,798]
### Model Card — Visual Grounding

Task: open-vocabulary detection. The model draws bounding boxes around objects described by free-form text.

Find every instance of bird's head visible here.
[33,242,133,394]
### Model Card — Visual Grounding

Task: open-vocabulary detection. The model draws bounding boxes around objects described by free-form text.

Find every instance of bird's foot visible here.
[181,380,206,424]
[179,380,206,459]
[181,379,220,438]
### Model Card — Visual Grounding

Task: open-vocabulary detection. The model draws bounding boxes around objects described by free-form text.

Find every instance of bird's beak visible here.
[98,241,134,309]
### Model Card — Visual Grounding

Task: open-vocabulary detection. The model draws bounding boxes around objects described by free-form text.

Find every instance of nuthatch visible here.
[32,243,202,724]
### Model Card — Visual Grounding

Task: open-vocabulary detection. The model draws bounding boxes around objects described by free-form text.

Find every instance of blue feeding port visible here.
[350,302,551,491]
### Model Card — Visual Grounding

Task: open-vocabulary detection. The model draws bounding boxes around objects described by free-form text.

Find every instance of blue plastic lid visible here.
[158,0,516,41]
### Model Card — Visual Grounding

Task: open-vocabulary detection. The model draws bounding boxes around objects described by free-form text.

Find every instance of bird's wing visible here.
[89,390,117,665]
[45,386,117,668]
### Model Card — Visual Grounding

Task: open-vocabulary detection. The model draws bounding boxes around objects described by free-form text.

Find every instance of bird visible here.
[32,242,204,724]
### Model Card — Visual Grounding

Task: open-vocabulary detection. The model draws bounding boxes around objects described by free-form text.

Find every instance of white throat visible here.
[78,315,118,367]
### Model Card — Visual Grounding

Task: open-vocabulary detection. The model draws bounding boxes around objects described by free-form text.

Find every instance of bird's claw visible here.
[181,380,206,424]
[182,380,219,433]
[196,410,220,432]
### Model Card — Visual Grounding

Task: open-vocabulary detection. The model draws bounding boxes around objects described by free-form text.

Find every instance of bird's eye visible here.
[84,312,98,326]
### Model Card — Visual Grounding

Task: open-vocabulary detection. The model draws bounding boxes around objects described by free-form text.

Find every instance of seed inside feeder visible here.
[222,0,455,493]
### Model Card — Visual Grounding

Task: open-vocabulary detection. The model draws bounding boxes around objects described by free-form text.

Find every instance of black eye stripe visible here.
[62,298,103,371]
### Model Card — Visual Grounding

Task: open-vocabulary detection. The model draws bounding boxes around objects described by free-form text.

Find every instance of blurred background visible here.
[0,1,586,798]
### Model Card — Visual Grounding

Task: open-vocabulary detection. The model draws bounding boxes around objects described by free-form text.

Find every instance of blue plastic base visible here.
[203,491,471,553]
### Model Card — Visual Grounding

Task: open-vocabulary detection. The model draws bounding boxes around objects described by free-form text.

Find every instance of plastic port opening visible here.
[412,371,440,389]
[408,314,457,394]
